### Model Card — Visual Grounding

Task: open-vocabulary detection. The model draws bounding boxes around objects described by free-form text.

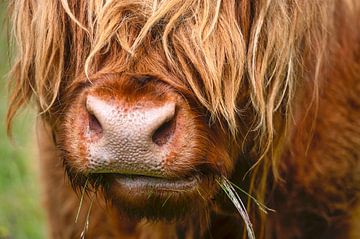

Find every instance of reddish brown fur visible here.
[269,10,360,238]
[7,0,360,238]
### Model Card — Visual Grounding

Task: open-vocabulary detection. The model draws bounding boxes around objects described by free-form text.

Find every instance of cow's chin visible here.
[94,173,217,221]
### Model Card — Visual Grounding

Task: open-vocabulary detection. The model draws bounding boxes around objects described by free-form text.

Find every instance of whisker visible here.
[80,193,96,239]
[75,177,89,223]
[162,194,172,208]
[196,187,206,201]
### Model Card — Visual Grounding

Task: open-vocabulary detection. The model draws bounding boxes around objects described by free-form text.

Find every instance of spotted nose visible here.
[84,95,177,176]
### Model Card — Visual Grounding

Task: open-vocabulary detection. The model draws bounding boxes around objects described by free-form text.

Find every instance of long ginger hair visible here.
[8,0,358,237]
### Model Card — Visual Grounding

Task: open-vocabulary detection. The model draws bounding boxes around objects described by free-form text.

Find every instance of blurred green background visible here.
[0,2,46,239]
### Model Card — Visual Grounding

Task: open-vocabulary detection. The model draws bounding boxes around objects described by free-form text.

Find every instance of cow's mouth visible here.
[105,173,213,220]
[113,174,200,191]
[77,170,216,220]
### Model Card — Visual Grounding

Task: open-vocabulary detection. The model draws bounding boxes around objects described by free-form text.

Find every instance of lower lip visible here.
[114,174,199,191]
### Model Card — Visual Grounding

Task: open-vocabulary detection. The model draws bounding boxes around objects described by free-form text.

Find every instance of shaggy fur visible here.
[6,0,360,238]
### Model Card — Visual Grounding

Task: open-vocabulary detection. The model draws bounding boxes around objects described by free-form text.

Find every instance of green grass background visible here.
[0,2,46,238]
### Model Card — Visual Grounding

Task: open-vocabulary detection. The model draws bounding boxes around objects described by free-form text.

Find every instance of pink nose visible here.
[84,95,177,176]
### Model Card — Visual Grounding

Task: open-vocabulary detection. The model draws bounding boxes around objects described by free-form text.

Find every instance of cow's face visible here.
[7,0,306,225]
[57,67,241,220]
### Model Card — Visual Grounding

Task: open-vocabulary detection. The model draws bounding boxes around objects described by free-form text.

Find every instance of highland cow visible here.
[6,0,360,238]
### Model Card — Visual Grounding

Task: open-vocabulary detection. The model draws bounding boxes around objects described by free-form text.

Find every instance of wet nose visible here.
[84,95,177,175]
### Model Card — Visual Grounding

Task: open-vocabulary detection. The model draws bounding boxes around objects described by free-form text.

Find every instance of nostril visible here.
[85,94,177,144]
[152,116,176,146]
[85,95,104,138]
[88,112,103,136]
